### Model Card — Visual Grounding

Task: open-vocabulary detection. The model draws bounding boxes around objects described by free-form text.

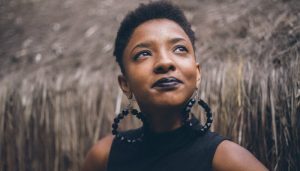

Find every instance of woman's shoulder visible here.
[192,130,227,151]
[83,134,114,171]
[212,140,268,171]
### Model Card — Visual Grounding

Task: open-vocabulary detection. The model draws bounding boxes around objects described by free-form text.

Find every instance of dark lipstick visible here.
[152,77,182,89]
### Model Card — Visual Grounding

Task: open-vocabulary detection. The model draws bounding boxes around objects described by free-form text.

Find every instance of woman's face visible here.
[119,19,200,113]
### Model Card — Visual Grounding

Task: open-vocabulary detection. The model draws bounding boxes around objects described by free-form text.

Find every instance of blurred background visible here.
[0,0,299,170]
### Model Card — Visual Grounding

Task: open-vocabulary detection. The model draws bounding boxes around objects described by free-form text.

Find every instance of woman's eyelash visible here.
[132,46,187,60]
[174,45,188,53]
[133,50,151,60]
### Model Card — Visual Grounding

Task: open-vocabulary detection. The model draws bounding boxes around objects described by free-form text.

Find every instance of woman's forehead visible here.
[125,19,192,50]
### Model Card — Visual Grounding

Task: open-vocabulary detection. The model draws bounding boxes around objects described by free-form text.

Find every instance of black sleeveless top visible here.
[107,117,226,171]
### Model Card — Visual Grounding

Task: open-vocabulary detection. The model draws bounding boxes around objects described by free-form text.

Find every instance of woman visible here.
[84,1,268,171]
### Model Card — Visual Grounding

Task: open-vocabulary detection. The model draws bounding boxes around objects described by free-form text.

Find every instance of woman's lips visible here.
[152,77,183,90]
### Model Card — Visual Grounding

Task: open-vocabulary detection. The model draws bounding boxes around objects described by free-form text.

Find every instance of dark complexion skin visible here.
[83,19,268,171]
[118,19,200,132]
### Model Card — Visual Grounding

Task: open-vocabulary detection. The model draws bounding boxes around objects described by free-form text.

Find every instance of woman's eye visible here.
[174,46,188,53]
[133,51,151,60]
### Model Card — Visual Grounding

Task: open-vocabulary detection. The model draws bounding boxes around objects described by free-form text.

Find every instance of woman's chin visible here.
[150,97,190,109]
[136,90,193,112]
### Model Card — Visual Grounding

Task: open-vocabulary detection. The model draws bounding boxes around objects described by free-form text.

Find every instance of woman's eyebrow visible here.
[168,37,186,44]
[131,42,152,54]
[130,37,186,54]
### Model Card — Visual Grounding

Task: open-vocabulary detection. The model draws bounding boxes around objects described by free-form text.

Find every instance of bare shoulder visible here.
[212,140,269,171]
[83,135,114,171]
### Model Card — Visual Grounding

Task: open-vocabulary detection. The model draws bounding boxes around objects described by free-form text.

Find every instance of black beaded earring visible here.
[112,95,146,143]
[182,92,213,134]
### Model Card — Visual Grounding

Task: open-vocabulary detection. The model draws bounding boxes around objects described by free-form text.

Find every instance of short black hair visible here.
[113,1,196,73]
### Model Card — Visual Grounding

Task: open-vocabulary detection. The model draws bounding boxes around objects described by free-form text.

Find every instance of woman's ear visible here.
[196,63,201,88]
[118,75,132,98]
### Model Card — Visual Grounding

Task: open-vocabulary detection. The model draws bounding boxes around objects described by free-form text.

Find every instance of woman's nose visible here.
[153,52,176,74]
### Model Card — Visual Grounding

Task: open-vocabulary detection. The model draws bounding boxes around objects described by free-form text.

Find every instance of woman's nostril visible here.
[154,66,164,73]
[154,64,176,74]
[169,65,175,71]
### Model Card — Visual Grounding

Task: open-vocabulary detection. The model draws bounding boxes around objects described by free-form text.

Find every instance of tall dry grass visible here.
[0,68,118,171]
[198,50,300,170]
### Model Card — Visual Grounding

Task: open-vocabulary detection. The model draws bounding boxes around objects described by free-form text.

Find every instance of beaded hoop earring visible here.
[112,98,146,143]
[182,98,213,134]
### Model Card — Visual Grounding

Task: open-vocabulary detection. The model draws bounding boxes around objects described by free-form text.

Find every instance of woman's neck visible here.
[142,107,183,133]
